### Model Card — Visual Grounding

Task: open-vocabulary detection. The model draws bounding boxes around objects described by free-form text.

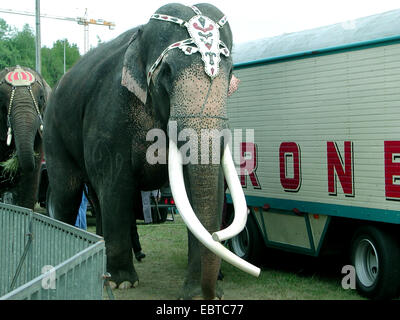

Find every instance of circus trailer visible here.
[226,9,400,299]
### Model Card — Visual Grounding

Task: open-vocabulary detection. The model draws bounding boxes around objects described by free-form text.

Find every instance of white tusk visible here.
[168,139,260,277]
[212,145,248,242]
[7,128,12,146]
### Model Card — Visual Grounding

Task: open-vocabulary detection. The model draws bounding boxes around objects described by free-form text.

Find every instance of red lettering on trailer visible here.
[239,140,399,201]
[327,141,354,197]
[279,142,301,192]
[240,142,261,189]
[384,141,400,200]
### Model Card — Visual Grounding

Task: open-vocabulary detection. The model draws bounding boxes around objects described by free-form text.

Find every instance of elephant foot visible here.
[109,280,139,290]
[108,266,139,290]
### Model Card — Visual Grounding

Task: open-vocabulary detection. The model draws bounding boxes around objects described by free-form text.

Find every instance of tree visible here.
[41,40,81,87]
[9,24,36,70]
[0,18,15,40]
[0,18,81,88]
[0,19,20,69]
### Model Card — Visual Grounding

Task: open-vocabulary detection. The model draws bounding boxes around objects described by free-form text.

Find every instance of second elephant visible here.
[0,66,51,209]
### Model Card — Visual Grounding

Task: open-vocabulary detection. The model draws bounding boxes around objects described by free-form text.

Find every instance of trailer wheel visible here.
[227,211,263,264]
[350,225,400,300]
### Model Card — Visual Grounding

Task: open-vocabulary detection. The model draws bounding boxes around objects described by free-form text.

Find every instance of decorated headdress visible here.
[147,5,230,85]
[1,66,43,146]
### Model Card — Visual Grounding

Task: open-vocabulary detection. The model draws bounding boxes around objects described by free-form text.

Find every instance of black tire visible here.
[350,225,400,300]
[227,210,264,264]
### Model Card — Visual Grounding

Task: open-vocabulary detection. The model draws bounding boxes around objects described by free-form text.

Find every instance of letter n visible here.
[327,141,354,196]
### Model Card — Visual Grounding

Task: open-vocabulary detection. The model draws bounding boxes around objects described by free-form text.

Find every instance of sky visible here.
[1,0,400,54]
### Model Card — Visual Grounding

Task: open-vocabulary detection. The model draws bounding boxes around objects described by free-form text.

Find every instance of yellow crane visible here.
[0,7,115,53]
[76,8,115,53]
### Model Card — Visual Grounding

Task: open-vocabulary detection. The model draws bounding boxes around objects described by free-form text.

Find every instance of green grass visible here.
[1,152,41,181]
[87,215,365,300]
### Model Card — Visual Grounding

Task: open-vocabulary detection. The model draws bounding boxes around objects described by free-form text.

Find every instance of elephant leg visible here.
[86,184,103,236]
[84,142,140,288]
[99,188,139,288]
[48,172,83,225]
[45,154,84,224]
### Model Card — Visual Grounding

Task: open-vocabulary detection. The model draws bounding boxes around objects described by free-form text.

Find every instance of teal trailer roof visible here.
[233,9,400,67]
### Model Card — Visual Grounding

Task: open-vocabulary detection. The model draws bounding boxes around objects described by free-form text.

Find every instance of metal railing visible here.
[0,203,106,300]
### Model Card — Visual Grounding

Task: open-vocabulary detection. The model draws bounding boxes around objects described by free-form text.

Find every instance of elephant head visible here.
[0,66,51,208]
[122,4,259,298]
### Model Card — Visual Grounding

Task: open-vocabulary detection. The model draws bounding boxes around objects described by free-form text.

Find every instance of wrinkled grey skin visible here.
[43,3,233,299]
[0,66,51,209]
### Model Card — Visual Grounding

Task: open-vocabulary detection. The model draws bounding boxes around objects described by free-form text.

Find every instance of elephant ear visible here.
[43,79,52,103]
[121,29,148,105]
[42,79,51,114]
[39,78,52,112]
[0,87,7,141]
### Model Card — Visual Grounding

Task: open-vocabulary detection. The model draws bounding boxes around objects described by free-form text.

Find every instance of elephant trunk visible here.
[167,65,259,299]
[185,163,223,299]
[10,89,39,172]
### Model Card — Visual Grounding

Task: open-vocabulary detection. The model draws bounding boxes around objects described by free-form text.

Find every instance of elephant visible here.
[43,3,259,299]
[0,66,51,210]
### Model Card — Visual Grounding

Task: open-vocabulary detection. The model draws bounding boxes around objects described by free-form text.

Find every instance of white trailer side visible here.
[226,9,400,299]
